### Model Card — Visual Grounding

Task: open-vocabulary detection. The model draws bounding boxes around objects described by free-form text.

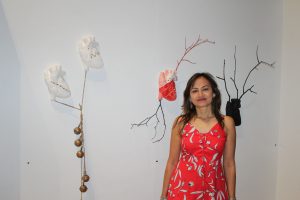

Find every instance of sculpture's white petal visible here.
[44,64,71,100]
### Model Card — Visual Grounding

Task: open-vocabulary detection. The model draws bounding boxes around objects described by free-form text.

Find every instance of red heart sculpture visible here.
[158,69,177,101]
[159,81,176,101]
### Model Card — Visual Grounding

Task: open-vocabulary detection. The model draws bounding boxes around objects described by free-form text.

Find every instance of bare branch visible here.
[131,100,167,142]
[216,60,231,101]
[261,61,276,67]
[239,85,257,99]
[182,59,196,64]
[151,109,162,140]
[175,35,214,72]
[81,70,88,108]
[131,103,161,128]
[240,46,274,100]
[152,102,167,143]
[230,77,239,99]
[152,117,160,140]
[53,99,81,110]
[230,45,239,98]
[256,46,260,63]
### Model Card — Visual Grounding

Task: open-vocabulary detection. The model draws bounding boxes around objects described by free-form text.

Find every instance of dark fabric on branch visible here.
[226,99,241,126]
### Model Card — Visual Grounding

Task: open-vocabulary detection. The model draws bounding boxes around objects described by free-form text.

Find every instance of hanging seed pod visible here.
[79,184,88,192]
[73,127,82,135]
[76,150,85,158]
[74,139,82,147]
[82,174,90,182]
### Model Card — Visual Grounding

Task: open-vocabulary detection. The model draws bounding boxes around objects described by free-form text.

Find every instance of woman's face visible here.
[189,76,214,108]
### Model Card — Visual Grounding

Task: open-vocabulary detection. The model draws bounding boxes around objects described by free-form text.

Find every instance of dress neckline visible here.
[187,121,219,135]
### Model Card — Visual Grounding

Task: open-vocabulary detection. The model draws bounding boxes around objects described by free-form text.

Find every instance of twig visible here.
[81,70,88,108]
[240,46,275,100]
[175,35,214,72]
[216,60,231,101]
[230,45,239,99]
[131,100,166,143]
[152,102,167,143]
[53,99,81,110]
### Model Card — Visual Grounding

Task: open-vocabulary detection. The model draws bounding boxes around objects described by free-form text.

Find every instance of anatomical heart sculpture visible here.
[78,35,104,70]
[44,64,71,100]
[158,69,177,101]
[131,35,214,142]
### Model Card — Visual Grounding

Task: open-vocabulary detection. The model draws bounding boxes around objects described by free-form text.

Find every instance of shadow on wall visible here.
[0,2,21,200]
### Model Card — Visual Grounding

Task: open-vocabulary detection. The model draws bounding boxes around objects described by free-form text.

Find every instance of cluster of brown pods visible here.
[73,111,90,194]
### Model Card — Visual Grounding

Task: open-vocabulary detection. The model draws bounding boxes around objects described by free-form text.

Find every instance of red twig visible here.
[175,35,214,72]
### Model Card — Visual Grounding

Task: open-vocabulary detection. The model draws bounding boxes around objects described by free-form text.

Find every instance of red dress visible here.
[167,122,228,200]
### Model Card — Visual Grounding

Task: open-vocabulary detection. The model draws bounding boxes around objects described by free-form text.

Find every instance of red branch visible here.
[175,35,214,72]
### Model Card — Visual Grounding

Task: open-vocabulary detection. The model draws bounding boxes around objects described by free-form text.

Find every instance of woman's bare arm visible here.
[223,116,236,199]
[160,117,182,198]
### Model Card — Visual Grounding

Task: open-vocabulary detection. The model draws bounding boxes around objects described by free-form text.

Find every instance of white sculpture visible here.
[78,35,104,70]
[44,64,71,100]
[44,35,104,199]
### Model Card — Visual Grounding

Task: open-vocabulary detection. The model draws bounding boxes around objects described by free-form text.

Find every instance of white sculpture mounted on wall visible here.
[44,64,71,100]
[44,35,103,199]
[78,35,104,70]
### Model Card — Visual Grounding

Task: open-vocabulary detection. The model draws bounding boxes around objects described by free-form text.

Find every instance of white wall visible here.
[276,0,300,199]
[0,2,20,200]
[1,0,282,200]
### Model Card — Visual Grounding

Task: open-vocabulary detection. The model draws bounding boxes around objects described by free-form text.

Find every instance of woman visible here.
[160,73,236,200]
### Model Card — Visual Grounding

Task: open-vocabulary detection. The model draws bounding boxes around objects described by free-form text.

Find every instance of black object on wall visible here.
[226,99,241,126]
[217,46,275,126]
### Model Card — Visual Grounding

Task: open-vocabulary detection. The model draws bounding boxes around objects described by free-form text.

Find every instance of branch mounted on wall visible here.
[216,45,275,126]
[44,35,104,200]
[131,35,214,142]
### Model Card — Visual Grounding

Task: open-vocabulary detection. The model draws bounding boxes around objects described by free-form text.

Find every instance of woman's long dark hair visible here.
[177,72,223,130]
